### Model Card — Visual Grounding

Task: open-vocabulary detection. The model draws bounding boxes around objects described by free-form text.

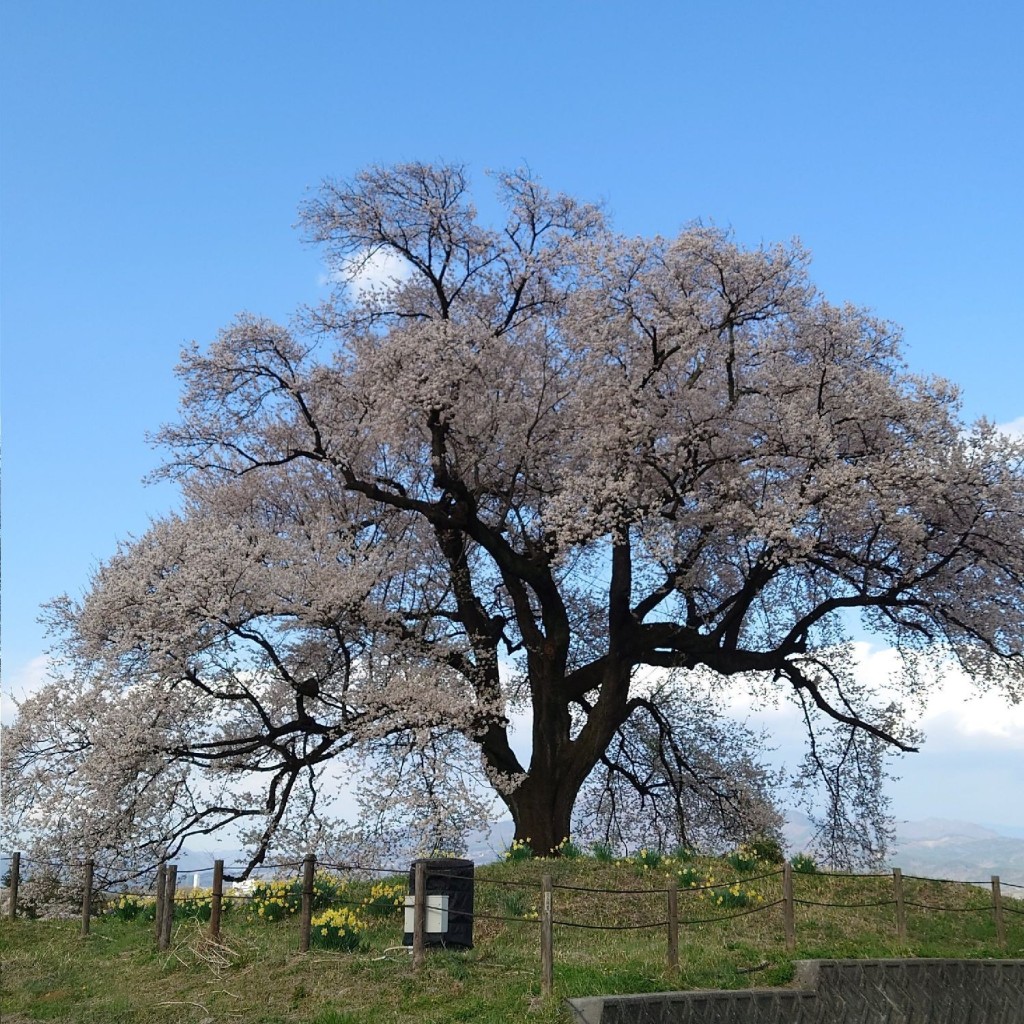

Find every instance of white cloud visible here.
[711,645,1024,826]
[997,415,1024,439]
[1,654,52,725]
[318,247,413,296]
[718,642,1024,757]
[916,681,1024,745]
[847,646,1024,747]
[528,653,1024,829]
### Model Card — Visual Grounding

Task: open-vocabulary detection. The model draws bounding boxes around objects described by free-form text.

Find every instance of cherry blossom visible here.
[5,163,1022,872]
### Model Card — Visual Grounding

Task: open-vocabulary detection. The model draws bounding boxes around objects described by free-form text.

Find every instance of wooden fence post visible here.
[81,860,94,937]
[159,865,177,951]
[892,867,907,943]
[209,860,224,942]
[299,854,316,953]
[992,875,1006,948]
[7,852,20,921]
[666,879,679,972]
[541,873,554,998]
[783,861,795,951]
[412,860,427,971]
[154,862,166,946]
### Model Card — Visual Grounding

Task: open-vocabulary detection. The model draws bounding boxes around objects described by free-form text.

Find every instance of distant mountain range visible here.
[466,811,1024,884]
[466,816,1024,886]
[886,818,1024,886]
[778,814,1024,886]
[21,816,1011,887]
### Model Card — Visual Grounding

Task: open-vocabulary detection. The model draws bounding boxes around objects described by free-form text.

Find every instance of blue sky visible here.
[2,1,1022,830]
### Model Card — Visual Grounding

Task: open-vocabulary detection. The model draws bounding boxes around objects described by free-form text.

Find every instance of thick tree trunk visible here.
[507,773,578,857]
[500,658,632,856]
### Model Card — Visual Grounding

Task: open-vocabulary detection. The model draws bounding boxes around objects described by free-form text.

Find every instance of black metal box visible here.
[402,857,474,948]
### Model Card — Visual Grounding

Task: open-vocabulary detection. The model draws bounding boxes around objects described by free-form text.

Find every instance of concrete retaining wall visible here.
[566,959,1024,1024]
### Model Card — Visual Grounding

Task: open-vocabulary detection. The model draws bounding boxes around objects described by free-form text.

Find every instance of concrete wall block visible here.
[811,959,1024,1024]
[567,959,1024,1024]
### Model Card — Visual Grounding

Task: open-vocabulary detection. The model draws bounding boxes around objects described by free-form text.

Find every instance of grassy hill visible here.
[2,849,1022,1024]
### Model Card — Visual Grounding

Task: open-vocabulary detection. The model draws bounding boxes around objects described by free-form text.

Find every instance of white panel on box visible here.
[403,893,449,933]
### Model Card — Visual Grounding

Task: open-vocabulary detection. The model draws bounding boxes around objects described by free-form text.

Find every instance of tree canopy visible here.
[5,163,1023,875]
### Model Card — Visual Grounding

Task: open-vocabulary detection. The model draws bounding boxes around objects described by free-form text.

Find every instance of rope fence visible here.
[4,850,1022,998]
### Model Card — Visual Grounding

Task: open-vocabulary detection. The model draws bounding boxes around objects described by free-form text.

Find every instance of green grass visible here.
[2,854,1022,1023]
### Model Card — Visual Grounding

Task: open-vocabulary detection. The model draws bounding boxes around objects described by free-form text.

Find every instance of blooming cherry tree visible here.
[5,163,1023,873]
